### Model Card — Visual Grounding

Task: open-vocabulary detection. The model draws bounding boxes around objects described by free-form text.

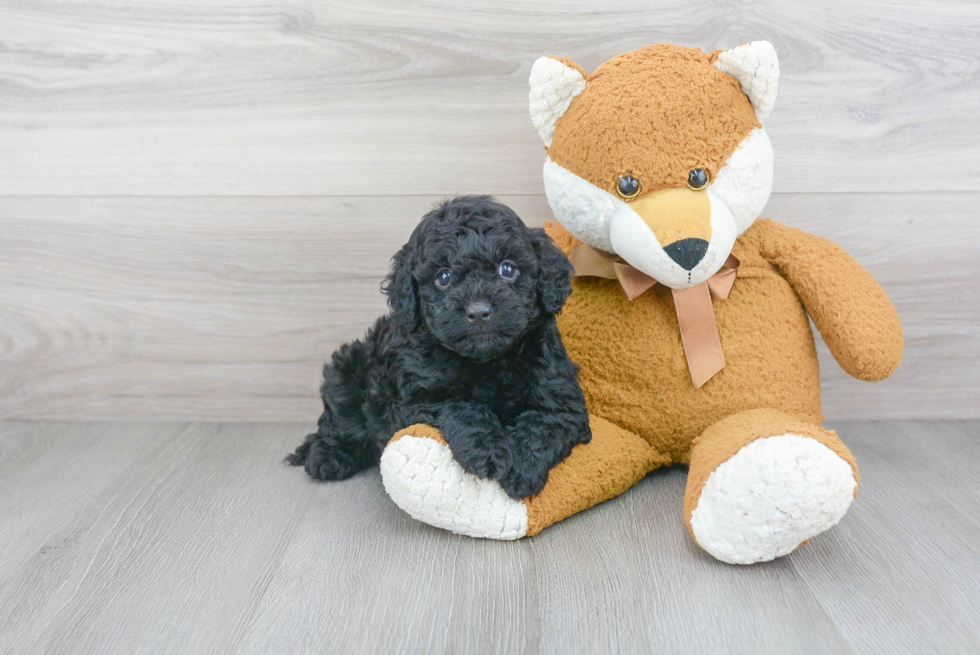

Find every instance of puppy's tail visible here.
[285,433,316,466]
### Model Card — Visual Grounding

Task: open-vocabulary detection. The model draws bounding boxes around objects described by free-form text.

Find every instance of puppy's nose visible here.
[465,301,492,325]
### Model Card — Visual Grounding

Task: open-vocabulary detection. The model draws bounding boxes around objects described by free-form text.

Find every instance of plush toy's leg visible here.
[684,408,860,565]
[379,416,665,539]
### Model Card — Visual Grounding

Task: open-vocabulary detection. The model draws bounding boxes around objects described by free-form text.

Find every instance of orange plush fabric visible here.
[547,220,828,464]
[531,43,902,547]
[547,44,759,196]
[748,219,904,381]
[524,415,667,536]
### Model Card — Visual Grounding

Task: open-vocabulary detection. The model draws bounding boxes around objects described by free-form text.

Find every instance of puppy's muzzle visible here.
[465,300,493,325]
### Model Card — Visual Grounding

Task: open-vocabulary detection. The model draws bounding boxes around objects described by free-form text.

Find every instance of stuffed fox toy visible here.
[379,42,904,564]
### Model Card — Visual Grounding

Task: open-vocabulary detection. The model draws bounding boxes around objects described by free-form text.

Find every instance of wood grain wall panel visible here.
[1,1,976,420]
[764,192,980,420]
[0,195,549,420]
[1,1,978,196]
[0,193,973,421]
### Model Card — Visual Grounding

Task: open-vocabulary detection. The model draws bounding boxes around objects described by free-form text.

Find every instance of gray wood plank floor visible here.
[1,421,977,654]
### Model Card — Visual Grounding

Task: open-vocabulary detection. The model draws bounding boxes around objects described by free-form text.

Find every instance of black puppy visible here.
[286,196,591,499]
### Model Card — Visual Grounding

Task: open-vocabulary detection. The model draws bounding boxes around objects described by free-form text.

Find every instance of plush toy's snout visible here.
[629,187,713,270]
[608,187,737,289]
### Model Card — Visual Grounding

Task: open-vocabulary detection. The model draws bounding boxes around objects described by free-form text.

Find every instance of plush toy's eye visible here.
[687,168,709,191]
[498,260,519,280]
[435,269,452,288]
[616,175,642,199]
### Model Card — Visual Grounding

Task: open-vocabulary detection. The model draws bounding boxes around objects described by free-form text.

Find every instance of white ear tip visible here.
[529,57,587,147]
[529,56,559,85]
[714,41,780,122]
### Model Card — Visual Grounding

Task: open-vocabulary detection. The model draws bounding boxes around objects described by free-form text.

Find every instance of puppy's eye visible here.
[434,269,452,288]
[498,261,519,280]
[617,175,641,199]
[687,168,709,191]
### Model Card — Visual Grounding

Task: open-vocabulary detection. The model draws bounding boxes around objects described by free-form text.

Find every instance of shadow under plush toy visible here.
[381,41,904,564]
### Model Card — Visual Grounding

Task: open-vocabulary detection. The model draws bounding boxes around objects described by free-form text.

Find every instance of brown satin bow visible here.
[569,244,740,389]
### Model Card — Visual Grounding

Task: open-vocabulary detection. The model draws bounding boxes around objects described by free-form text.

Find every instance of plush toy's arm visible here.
[544,221,579,257]
[751,218,904,381]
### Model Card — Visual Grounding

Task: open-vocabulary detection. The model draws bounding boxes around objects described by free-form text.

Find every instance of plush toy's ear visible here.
[383,233,420,331]
[529,56,588,147]
[712,41,780,121]
[528,227,574,315]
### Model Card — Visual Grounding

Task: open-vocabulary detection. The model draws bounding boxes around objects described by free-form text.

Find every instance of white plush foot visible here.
[379,435,529,540]
[689,434,857,565]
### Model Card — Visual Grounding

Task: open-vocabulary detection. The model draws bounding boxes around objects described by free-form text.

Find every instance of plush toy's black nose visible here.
[465,301,492,325]
[664,238,709,271]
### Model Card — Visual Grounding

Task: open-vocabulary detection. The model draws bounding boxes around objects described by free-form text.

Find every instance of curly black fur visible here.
[286,196,591,499]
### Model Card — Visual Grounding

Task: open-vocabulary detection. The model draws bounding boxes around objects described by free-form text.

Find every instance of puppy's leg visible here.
[497,410,591,499]
[287,327,381,480]
[288,426,374,481]
[434,402,507,480]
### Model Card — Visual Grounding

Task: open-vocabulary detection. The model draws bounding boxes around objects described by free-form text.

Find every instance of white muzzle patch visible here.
[608,193,736,289]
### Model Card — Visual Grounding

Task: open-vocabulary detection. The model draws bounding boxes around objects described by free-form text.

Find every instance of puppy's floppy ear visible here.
[383,233,420,330]
[528,227,573,315]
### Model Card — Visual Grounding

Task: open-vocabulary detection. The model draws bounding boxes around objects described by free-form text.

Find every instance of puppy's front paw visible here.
[499,468,549,500]
[453,441,511,481]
